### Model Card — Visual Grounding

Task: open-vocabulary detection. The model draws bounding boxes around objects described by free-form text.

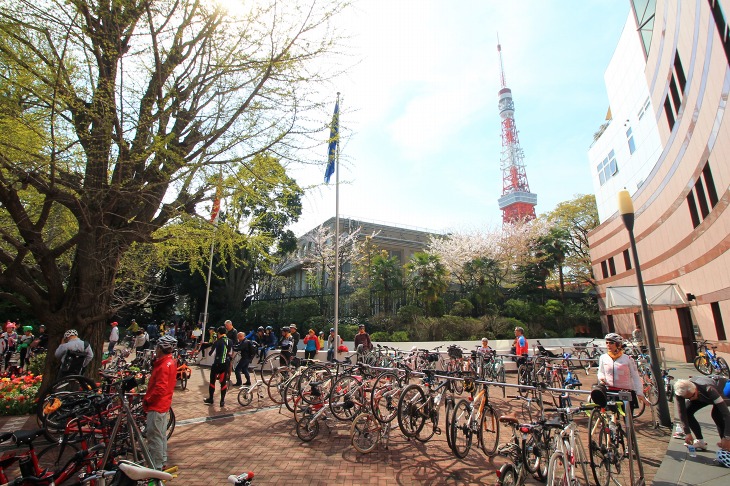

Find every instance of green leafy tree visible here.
[543,195,599,290]
[0,0,349,388]
[405,252,449,317]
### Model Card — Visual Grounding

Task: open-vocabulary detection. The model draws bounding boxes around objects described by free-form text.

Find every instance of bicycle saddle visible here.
[499,413,520,425]
[13,429,47,445]
[0,432,13,443]
[118,460,173,481]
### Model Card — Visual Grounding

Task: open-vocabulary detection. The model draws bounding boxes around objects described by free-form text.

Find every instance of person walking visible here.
[143,335,178,470]
[232,332,255,387]
[674,376,730,452]
[204,326,231,407]
[302,329,320,360]
[108,321,120,354]
[55,329,94,377]
[596,332,648,409]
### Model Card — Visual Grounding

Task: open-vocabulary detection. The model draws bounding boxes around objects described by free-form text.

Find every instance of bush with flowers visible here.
[0,373,42,415]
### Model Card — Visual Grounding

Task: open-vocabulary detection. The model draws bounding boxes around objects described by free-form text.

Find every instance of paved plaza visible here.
[2,359,730,484]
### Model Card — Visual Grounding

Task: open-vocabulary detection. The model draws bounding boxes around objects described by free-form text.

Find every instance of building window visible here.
[623,249,632,270]
[631,0,656,57]
[626,127,636,154]
[674,53,687,93]
[709,0,730,66]
[711,302,727,341]
[695,179,710,219]
[687,192,701,228]
[669,76,682,112]
[608,257,617,276]
[600,260,609,279]
[637,97,651,120]
[607,314,615,333]
[702,162,719,208]
[597,150,618,185]
[664,97,675,130]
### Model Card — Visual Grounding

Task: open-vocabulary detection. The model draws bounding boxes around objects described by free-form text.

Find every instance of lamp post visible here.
[617,189,672,427]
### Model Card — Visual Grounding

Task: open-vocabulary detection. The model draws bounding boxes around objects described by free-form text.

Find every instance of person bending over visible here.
[674,376,730,451]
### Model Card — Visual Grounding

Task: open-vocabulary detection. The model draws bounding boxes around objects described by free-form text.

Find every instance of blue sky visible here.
[287,0,631,236]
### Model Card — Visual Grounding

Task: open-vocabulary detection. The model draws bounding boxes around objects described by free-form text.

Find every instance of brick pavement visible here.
[0,360,672,485]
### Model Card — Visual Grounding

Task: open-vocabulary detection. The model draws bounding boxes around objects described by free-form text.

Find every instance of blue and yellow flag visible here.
[324,98,339,184]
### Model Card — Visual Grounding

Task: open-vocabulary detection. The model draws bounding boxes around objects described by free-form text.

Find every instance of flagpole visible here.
[202,169,222,340]
[333,92,341,361]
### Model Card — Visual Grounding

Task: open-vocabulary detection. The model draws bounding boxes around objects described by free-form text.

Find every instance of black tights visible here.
[685,400,726,440]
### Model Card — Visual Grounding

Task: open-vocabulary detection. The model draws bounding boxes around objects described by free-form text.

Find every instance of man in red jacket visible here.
[143,335,178,470]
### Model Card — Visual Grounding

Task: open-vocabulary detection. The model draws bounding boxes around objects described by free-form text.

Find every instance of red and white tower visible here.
[496,41,537,223]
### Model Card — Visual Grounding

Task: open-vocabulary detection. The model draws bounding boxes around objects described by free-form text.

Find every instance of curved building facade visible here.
[588,0,730,362]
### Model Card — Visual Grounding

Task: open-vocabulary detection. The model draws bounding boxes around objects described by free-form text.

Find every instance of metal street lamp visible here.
[617,189,672,427]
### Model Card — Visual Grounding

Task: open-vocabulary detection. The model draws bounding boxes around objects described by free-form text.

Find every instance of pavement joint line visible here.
[175,404,280,426]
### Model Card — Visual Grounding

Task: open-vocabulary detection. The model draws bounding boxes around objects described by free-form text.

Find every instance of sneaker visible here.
[233,383,242,387]
[203,398,213,405]
[244,382,251,387]
[693,439,708,451]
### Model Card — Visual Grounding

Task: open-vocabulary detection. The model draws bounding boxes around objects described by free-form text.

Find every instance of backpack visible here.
[60,341,90,375]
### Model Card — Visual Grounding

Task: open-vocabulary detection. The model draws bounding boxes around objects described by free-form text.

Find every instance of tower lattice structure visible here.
[496,42,537,224]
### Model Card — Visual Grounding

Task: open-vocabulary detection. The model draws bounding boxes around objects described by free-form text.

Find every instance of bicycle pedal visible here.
[434,427,442,435]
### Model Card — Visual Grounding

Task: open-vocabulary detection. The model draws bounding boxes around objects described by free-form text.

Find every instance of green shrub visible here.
[450,298,474,317]
[369,331,390,342]
[282,298,320,324]
[397,304,424,324]
[28,352,46,376]
[390,331,409,342]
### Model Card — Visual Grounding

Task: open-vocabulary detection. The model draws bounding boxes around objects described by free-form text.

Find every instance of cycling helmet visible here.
[257,326,264,332]
[5,322,16,330]
[64,329,78,339]
[156,335,177,352]
[281,326,290,332]
[481,337,488,342]
[216,325,226,334]
[604,333,623,344]
[358,324,365,328]
[265,325,273,331]
[717,449,730,468]
[330,328,335,333]
[23,326,33,333]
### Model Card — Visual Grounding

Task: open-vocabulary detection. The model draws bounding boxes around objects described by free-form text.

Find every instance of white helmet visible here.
[156,335,178,352]
[717,449,730,468]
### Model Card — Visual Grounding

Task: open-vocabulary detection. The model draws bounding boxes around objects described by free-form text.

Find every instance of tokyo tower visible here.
[496,41,537,223]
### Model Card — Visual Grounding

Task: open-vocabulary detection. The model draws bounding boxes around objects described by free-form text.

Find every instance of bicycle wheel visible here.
[496,366,507,398]
[577,350,591,371]
[549,374,563,406]
[283,379,300,413]
[371,371,401,424]
[632,394,646,418]
[478,404,500,457]
[517,364,531,396]
[450,398,473,458]
[397,384,427,437]
[497,464,517,486]
[523,430,549,480]
[267,376,287,405]
[448,362,464,395]
[165,408,175,440]
[444,396,455,452]
[693,355,711,375]
[330,375,363,421]
[258,353,286,385]
[415,404,437,443]
[588,409,611,486]
[296,415,319,442]
[37,441,81,476]
[547,451,569,486]
[179,376,187,390]
[645,376,659,406]
[351,412,380,453]
[717,357,730,378]
[36,375,98,427]
[237,387,253,407]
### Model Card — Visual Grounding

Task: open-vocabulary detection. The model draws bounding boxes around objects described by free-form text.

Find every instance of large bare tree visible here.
[0,0,348,385]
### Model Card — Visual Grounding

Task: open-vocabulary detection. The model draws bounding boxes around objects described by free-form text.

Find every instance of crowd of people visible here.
[0,321,49,372]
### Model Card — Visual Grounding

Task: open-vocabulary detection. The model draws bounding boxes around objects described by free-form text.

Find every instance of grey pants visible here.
[146,410,167,469]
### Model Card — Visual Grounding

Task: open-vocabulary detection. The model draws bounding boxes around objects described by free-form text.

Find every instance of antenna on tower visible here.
[495,39,537,224]
[497,33,506,89]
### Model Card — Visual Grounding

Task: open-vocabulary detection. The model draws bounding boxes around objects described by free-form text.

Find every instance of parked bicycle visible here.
[693,340,730,377]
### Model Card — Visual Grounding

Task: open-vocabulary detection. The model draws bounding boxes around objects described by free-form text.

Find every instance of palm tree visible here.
[405,252,449,317]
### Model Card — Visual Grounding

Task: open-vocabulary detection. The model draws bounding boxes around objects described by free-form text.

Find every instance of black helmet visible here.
[216,326,226,335]
[265,325,273,331]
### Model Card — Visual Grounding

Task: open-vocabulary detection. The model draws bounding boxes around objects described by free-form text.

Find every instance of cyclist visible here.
[143,335,177,470]
[674,376,730,452]
[263,325,277,358]
[204,326,232,407]
[289,324,300,357]
[108,321,120,354]
[279,327,293,365]
[232,332,255,387]
[596,332,646,409]
[55,329,94,377]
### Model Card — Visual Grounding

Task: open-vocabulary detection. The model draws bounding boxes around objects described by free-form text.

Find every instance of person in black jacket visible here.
[674,376,730,451]
[232,332,255,387]
[204,326,231,407]
[289,324,300,357]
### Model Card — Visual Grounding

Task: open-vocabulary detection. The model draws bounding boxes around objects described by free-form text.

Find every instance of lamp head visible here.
[617,189,634,216]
